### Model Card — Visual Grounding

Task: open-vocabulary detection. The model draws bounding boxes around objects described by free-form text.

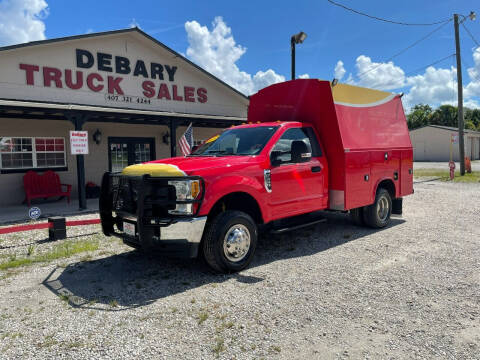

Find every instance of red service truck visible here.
[100,79,413,273]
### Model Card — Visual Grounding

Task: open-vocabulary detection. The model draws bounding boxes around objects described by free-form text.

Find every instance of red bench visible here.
[23,170,72,206]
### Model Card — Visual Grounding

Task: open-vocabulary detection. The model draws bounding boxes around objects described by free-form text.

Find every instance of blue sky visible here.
[1,0,480,109]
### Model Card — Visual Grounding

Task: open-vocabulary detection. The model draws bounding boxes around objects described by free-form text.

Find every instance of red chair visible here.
[23,170,72,206]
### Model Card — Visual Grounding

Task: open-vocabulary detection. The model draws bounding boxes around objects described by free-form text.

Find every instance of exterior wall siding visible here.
[410,126,480,161]
[0,118,222,205]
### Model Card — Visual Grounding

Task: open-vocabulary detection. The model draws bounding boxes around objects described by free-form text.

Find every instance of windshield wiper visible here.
[202,150,235,156]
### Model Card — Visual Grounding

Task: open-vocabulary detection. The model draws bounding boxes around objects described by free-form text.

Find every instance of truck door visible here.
[269,127,326,219]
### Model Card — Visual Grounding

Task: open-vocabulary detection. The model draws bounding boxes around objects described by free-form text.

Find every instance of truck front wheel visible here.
[202,210,257,273]
[363,188,392,228]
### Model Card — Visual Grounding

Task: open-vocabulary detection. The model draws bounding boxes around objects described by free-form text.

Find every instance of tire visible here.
[363,188,392,228]
[202,210,257,273]
[349,207,365,226]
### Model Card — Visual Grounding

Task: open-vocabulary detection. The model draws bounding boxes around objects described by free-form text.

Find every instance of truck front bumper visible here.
[99,172,207,258]
[119,216,207,258]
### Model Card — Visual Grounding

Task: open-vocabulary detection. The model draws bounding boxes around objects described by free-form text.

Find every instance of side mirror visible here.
[291,140,311,163]
[270,151,283,167]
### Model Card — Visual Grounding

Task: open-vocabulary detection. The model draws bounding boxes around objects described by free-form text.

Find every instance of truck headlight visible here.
[168,180,201,214]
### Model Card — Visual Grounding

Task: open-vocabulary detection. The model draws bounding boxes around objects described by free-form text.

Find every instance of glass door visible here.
[108,137,155,172]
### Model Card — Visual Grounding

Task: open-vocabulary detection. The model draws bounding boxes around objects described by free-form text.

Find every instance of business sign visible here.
[70,131,89,155]
[18,49,208,106]
[0,31,248,118]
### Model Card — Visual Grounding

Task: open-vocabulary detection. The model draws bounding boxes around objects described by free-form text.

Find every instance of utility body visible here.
[100,79,413,272]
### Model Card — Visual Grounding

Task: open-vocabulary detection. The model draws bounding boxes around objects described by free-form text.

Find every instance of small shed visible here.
[409,125,480,161]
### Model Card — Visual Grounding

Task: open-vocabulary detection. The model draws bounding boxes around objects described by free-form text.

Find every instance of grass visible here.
[212,337,225,356]
[414,169,480,182]
[197,310,209,324]
[0,238,100,271]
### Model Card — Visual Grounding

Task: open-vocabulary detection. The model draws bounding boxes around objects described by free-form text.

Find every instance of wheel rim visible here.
[377,195,389,222]
[223,224,251,262]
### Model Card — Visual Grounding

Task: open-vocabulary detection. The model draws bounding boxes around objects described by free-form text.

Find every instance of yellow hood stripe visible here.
[121,163,186,177]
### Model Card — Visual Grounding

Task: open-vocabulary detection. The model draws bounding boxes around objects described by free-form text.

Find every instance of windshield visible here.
[191,126,278,156]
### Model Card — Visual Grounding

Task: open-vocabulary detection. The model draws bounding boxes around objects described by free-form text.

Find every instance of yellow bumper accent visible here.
[121,163,186,177]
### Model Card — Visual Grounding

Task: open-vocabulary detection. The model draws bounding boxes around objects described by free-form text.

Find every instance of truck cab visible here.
[100,79,413,273]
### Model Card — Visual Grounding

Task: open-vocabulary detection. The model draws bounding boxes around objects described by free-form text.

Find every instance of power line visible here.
[404,54,456,77]
[357,20,452,80]
[327,0,451,26]
[461,23,480,47]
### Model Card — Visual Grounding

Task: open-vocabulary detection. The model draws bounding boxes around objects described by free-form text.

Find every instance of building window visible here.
[0,137,66,170]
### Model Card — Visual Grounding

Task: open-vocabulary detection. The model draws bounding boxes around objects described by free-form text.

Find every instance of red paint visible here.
[184,86,195,102]
[0,222,51,235]
[107,76,124,95]
[19,64,39,85]
[86,73,104,92]
[197,88,207,103]
[0,218,100,235]
[142,81,155,98]
[65,219,101,226]
[65,69,83,89]
[43,67,62,88]
[172,85,183,101]
[157,83,171,100]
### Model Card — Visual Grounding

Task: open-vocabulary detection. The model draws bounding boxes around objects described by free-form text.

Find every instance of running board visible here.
[271,217,326,234]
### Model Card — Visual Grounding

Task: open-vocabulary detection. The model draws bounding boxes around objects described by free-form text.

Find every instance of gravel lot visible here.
[0,181,479,359]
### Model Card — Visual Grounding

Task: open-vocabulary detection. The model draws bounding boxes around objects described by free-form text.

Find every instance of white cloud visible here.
[332,55,480,111]
[0,0,48,46]
[185,17,284,95]
[403,66,457,110]
[354,55,405,90]
[465,47,480,99]
[298,73,310,79]
[129,18,141,29]
[334,60,346,80]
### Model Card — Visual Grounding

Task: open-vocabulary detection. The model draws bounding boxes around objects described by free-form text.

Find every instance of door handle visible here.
[311,166,321,173]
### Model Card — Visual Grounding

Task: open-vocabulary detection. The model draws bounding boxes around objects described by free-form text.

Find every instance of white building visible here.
[0,28,249,207]
[410,125,480,161]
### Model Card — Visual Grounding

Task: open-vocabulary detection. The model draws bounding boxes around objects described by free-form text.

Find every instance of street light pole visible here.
[291,36,296,80]
[290,31,307,80]
[454,14,466,176]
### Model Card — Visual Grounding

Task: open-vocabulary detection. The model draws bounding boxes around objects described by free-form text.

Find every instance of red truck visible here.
[100,79,413,273]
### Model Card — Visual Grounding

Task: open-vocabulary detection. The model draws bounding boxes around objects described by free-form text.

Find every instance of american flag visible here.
[179,123,194,156]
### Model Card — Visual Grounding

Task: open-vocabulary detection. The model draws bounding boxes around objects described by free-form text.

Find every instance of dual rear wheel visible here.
[350,188,392,228]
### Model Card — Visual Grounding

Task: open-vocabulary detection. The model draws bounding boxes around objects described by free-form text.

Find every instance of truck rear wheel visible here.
[202,210,257,273]
[363,188,392,228]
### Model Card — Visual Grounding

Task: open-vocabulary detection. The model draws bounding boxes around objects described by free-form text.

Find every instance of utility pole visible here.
[454,14,466,176]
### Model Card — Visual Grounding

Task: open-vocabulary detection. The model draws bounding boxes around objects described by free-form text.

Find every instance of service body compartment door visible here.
[400,149,414,196]
[344,151,371,209]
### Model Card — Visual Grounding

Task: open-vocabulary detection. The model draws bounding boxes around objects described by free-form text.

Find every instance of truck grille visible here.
[112,175,176,218]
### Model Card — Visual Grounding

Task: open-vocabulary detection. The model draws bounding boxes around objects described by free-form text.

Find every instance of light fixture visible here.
[331,78,339,87]
[92,129,102,145]
[291,31,308,80]
[292,31,307,44]
[162,131,170,145]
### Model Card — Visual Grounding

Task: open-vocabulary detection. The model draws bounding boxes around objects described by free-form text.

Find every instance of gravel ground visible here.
[0,182,479,359]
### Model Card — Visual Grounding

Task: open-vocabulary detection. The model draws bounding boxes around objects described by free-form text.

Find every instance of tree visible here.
[406,104,433,130]
[429,105,458,128]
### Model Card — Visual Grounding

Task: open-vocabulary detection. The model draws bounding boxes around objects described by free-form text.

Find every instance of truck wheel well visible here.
[377,179,396,199]
[208,192,263,224]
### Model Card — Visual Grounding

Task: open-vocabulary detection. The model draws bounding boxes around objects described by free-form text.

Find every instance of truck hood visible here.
[121,156,259,177]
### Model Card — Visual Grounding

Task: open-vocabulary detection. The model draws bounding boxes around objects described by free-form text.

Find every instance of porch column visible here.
[169,118,177,157]
[65,112,89,210]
